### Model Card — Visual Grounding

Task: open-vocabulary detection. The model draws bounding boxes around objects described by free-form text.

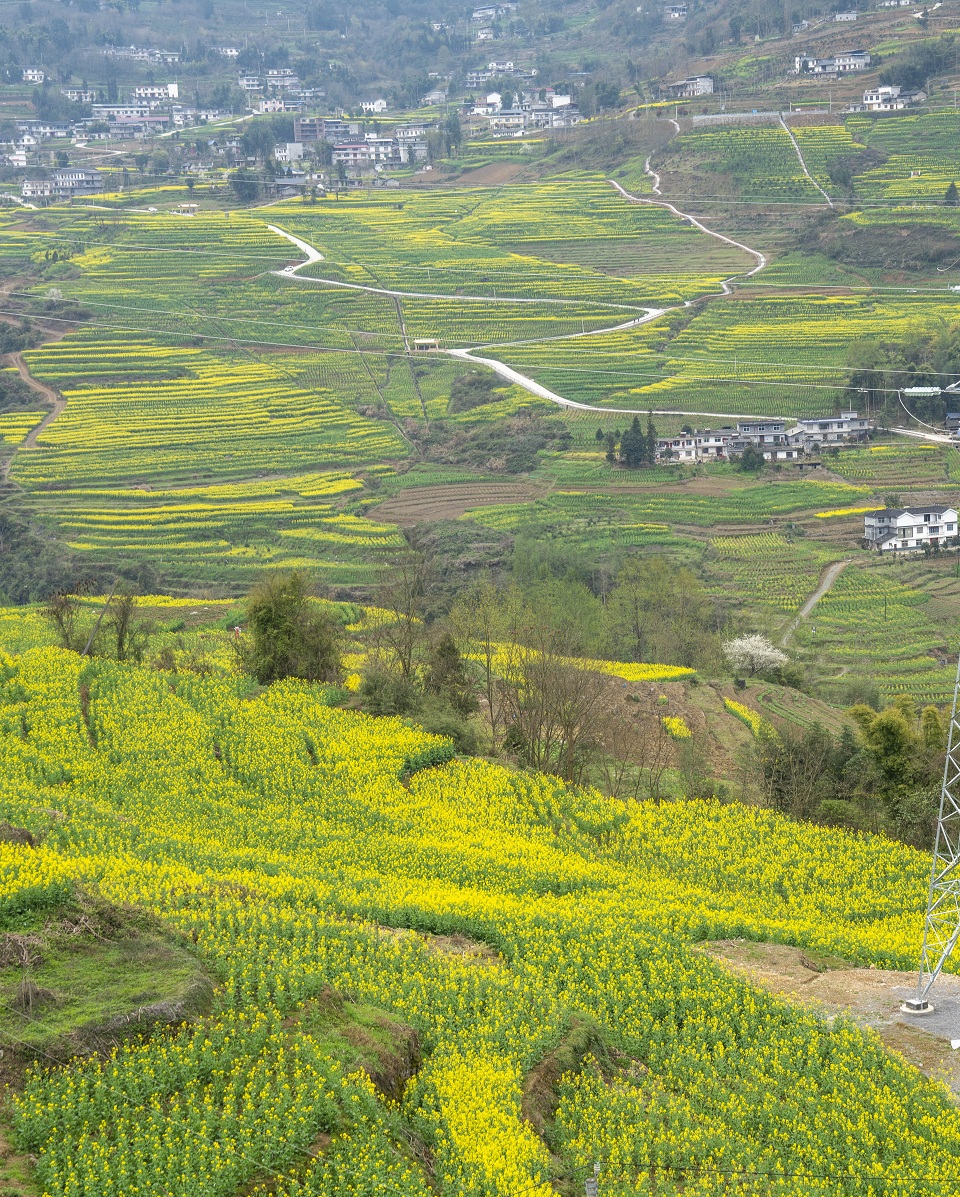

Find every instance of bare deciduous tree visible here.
[370,548,432,682]
[594,691,676,802]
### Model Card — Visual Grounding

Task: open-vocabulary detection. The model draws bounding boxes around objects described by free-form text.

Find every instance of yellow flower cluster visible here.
[723,697,768,735]
[0,634,953,1196]
[662,715,692,738]
[815,506,883,519]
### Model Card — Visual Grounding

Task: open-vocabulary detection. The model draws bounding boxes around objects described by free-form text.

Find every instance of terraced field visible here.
[0,638,959,1195]
[795,560,960,705]
[846,110,960,200]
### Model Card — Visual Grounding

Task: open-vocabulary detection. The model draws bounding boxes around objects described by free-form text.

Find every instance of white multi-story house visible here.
[274,142,304,162]
[666,76,714,98]
[360,98,389,113]
[238,76,262,91]
[793,411,872,447]
[21,179,56,199]
[332,138,400,166]
[22,168,103,201]
[62,88,96,102]
[795,49,870,74]
[133,83,179,100]
[22,68,45,84]
[92,104,150,119]
[864,506,959,552]
[657,429,732,460]
[862,84,926,110]
[265,69,299,89]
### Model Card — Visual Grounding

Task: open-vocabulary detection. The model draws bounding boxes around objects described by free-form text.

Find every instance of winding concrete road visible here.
[779,117,835,209]
[267,182,773,421]
[608,178,767,286]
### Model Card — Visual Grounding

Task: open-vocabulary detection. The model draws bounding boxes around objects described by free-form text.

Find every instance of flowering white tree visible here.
[722,634,787,677]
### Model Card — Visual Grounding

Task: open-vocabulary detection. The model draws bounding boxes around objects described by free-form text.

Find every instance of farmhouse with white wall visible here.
[864,506,959,552]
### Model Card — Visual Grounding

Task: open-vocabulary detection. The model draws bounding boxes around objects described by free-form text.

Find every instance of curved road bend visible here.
[267,190,771,420]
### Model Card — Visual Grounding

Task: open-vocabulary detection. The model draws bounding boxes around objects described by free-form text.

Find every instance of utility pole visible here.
[902,651,960,1013]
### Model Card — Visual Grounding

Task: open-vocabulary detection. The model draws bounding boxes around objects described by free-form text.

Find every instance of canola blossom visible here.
[814,506,883,519]
[0,641,958,1196]
[662,715,692,738]
[723,697,769,735]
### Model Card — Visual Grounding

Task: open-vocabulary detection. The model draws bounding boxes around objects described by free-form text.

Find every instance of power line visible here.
[0,304,908,398]
[1,301,951,399]
[6,276,960,380]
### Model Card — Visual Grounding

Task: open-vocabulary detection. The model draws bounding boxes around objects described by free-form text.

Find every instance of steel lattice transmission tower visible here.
[903,655,960,1015]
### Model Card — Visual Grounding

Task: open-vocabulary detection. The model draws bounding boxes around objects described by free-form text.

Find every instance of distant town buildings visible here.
[468,86,581,131]
[471,2,516,20]
[102,45,180,64]
[465,61,538,86]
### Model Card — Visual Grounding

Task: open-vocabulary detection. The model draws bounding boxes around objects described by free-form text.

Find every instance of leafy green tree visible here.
[240,572,341,685]
[426,631,476,716]
[945,181,959,207]
[738,445,766,472]
[646,413,658,464]
[229,168,259,204]
[848,697,945,845]
[619,415,647,467]
[605,556,719,669]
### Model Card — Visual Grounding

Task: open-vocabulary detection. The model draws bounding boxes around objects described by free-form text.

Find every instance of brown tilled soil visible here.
[701,940,960,1093]
[370,481,547,525]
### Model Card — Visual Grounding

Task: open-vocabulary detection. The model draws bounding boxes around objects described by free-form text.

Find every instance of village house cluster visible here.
[656,411,873,463]
[469,83,581,133]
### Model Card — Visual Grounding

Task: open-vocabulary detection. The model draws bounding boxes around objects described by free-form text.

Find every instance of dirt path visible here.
[10,354,64,449]
[778,117,835,208]
[702,940,960,1093]
[0,308,68,481]
[780,558,850,645]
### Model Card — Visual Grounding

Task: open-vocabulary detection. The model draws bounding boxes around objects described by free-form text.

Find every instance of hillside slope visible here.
[0,641,957,1195]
